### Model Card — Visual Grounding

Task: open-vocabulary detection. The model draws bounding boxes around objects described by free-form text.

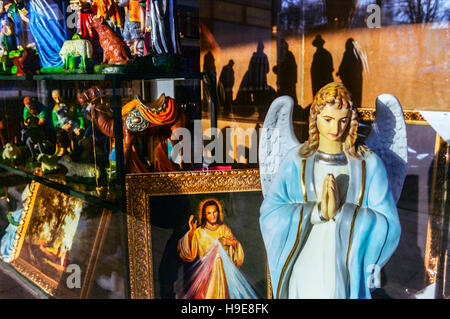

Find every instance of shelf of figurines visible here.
[0,159,121,213]
[0,72,204,82]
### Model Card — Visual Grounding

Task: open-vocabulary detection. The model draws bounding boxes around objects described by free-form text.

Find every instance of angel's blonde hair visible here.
[299,82,367,158]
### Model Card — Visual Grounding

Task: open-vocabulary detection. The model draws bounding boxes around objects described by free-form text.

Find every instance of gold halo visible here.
[197,198,223,224]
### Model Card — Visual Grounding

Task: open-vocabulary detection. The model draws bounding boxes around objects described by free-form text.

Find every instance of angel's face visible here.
[317,103,350,143]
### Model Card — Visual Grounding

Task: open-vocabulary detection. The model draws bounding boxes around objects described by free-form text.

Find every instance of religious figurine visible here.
[77,87,187,173]
[259,82,407,299]
[3,0,33,50]
[59,34,93,72]
[145,0,181,55]
[0,118,5,147]
[69,0,101,62]
[36,153,59,175]
[90,15,131,65]
[9,47,40,76]
[21,97,53,160]
[0,41,9,73]
[177,199,245,299]
[28,0,69,69]
[51,89,85,157]
[58,155,100,179]
[118,0,145,56]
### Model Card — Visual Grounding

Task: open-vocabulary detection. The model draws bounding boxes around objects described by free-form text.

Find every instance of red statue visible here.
[77,87,188,173]
[10,48,40,76]
[89,16,131,65]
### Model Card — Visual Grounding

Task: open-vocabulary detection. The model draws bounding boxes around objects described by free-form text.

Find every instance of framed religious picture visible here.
[10,182,112,298]
[126,169,270,299]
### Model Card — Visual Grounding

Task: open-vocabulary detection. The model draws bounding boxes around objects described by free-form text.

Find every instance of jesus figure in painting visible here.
[177,199,244,299]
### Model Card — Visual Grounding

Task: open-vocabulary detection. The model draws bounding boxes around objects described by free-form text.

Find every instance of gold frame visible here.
[358,108,428,125]
[125,169,266,299]
[10,182,112,299]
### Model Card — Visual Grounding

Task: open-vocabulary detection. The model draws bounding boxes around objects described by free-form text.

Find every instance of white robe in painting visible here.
[260,146,401,299]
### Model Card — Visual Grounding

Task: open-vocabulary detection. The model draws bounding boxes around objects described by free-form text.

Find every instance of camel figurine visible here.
[77,87,188,173]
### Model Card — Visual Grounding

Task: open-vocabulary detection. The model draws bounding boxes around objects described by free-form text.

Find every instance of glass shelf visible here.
[0,72,204,82]
[0,163,121,213]
[0,260,50,299]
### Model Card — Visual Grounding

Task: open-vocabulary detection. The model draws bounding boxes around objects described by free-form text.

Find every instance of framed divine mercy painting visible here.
[126,169,271,299]
[10,182,111,298]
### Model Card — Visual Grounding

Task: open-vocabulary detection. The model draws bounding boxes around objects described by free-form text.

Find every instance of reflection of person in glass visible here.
[218,59,235,115]
[248,40,269,105]
[177,199,244,299]
[273,39,297,105]
[337,38,363,106]
[311,35,334,97]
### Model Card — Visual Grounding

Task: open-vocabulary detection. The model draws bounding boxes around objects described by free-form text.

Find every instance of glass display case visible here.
[0,73,205,299]
[0,0,448,300]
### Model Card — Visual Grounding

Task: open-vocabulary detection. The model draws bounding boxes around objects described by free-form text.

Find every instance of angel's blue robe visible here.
[260,147,401,299]
[28,0,68,68]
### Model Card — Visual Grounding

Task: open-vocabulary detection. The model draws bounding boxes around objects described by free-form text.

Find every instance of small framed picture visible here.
[10,182,111,298]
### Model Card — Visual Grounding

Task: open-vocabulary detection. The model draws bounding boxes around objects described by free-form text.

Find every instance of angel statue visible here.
[259,82,407,299]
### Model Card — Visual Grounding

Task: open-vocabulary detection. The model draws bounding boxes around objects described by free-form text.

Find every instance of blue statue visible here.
[28,0,68,68]
[259,82,407,298]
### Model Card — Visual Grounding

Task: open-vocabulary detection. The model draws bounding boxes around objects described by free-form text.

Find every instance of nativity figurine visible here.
[21,97,53,160]
[90,15,131,65]
[51,89,85,156]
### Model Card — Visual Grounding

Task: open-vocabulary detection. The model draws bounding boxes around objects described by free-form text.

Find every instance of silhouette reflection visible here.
[337,38,363,106]
[202,51,217,113]
[310,35,334,97]
[218,60,235,115]
[273,39,298,105]
[234,41,276,117]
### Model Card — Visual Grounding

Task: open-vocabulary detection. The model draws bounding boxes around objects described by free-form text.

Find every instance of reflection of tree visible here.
[278,0,327,32]
[31,191,78,251]
[325,0,356,28]
[404,0,441,23]
[385,0,447,25]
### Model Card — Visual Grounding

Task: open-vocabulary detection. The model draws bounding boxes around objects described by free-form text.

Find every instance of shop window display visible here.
[0,0,447,302]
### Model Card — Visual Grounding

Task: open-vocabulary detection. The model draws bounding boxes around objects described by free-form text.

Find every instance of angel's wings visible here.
[259,94,408,203]
[259,96,300,197]
[365,94,408,203]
